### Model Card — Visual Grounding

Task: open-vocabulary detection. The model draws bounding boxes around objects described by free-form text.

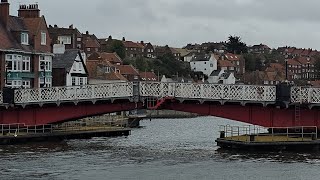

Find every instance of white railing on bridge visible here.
[291,87,320,104]
[14,82,134,104]
[140,82,276,102]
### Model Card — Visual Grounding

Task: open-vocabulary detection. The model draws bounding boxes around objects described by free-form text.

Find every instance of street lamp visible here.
[40,61,46,88]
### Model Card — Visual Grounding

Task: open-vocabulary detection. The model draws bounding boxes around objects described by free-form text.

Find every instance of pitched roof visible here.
[295,57,315,65]
[218,60,235,67]
[0,16,25,50]
[83,34,100,48]
[53,49,85,73]
[287,59,301,65]
[139,72,158,81]
[115,65,139,75]
[99,52,123,64]
[191,54,212,62]
[105,71,127,81]
[224,53,241,61]
[123,41,144,48]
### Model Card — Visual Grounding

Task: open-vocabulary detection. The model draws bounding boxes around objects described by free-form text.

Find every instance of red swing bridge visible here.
[0,82,319,128]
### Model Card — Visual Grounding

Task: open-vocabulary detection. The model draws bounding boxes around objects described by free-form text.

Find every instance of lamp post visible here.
[40,62,46,88]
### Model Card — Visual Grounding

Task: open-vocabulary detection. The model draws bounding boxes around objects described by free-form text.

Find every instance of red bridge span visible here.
[0,82,319,128]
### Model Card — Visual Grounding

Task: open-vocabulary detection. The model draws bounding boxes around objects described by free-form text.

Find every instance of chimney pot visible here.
[86,31,89,35]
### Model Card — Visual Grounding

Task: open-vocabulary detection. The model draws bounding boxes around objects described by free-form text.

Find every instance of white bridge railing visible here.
[140,82,276,102]
[7,82,320,105]
[14,82,134,104]
[291,87,320,104]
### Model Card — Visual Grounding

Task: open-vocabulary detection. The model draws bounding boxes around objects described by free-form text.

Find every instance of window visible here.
[41,32,46,45]
[87,48,91,52]
[77,37,82,42]
[39,56,52,71]
[77,62,82,72]
[22,80,31,88]
[72,77,76,86]
[6,54,23,71]
[21,33,29,45]
[79,78,83,85]
[58,36,72,44]
[22,56,31,72]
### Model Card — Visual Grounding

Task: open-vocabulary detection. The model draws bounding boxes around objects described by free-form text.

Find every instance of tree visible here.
[225,35,248,54]
[243,54,256,72]
[110,40,126,59]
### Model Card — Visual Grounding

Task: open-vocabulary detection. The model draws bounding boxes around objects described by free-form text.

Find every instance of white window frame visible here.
[6,54,23,72]
[58,36,72,45]
[21,33,29,45]
[22,56,31,72]
[39,56,52,71]
[41,32,46,45]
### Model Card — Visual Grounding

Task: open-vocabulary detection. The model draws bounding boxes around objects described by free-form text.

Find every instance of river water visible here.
[1,117,320,180]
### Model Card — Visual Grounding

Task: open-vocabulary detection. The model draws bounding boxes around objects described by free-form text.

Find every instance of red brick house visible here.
[82,31,100,56]
[123,39,144,58]
[0,1,53,88]
[115,65,140,81]
[48,24,83,50]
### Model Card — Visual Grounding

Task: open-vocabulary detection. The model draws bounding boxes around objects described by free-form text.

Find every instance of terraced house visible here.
[0,1,53,88]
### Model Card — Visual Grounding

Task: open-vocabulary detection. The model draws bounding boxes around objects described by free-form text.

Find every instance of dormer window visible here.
[21,33,29,45]
[41,32,46,45]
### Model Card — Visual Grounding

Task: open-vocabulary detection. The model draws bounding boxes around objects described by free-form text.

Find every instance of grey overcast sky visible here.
[9,0,320,49]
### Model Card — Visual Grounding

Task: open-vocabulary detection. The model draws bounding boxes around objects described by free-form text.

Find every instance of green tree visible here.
[243,54,256,72]
[135,57,148,72]
[110,40,126,59]
[225,35,248,54]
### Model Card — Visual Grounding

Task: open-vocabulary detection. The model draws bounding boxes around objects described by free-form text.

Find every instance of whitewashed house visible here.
[190,54,218,77]
[52,47,88,86]
[208,69,236,84]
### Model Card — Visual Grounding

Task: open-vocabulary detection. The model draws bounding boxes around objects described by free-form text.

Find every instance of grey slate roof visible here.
[210,70,221,76]
[191,54,211,62]
[53,49,80,72]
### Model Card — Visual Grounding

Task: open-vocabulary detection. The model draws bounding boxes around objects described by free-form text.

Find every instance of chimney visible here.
[18,3,40,18]
[69,24,73,29]
[108,35,112,40]
[122,37,125,41]
[54,24,58,28]
[140,41,144,45]
[86,31,89,35]
[0,0,10,27]
[53,44,66,54]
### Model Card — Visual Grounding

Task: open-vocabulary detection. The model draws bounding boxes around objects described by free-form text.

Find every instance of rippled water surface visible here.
[1,117,320,180]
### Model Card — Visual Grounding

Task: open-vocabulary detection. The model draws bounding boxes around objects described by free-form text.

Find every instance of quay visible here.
[0,123,131,145]
[216,125,320,151]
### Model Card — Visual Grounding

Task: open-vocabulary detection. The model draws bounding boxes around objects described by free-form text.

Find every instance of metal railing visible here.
[14,82,134,104]
[140,82,277,102]
[0,123,53,136]
[219,125,318,142]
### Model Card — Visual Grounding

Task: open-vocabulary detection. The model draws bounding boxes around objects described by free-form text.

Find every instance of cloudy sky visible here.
[9,0,320,49]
